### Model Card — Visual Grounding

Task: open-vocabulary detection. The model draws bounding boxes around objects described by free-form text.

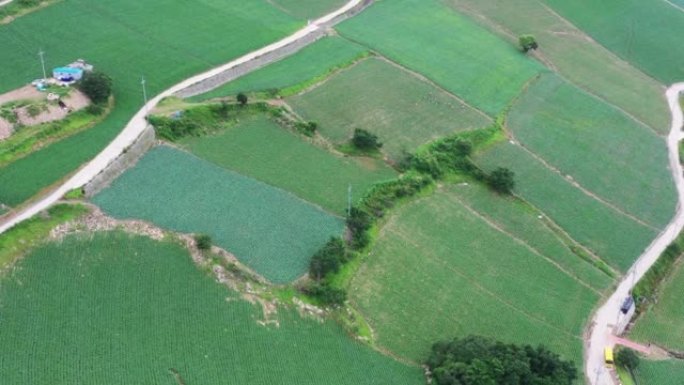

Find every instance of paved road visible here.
[0,0,14,7]
[585,83,684,385]
[0,0,363,235]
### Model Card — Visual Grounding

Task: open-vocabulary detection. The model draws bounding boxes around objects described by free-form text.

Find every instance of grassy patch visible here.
[350,187,598,363]
[92,146,344,284]
[476,142,657,271]
[541,0,684,84]
[337,0,541,116]
[444,0,669,132]
[191,37,369,101]
[0,231,423,384]
[180,113,397,215]
[507,74,676,228]
[0,203,88,271]
[635,359,684,384]
[287,57,491,161]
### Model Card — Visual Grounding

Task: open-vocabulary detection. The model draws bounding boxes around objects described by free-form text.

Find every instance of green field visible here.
[541,0,684,84]
[476,142,657,271]
[450,183,613,291]
[336,0,541,116]
[0,231,423,384]
[0,0,301,207]
[507,74,676,228]
[631,260,684,351]
[180,114,396,215]
[270,0,346,20]
[636,360,684,385]
[444,0,669,133]
[350,187,598,363]
[191,37,368,101]
[92,146,343,283]
[288,58,491,160]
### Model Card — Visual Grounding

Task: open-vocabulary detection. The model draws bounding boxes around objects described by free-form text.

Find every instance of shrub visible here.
[487,167,515,194]
[616,348,640,371]
[352,128,382,150]
[519,35,539,52]
[194,234,212,251]
[305,282,347,307]
[86,104,105,116]
[309,237,348,281]
[237,92,248,106]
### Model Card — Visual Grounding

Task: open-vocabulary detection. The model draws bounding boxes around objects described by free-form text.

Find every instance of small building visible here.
[52,67,84,82]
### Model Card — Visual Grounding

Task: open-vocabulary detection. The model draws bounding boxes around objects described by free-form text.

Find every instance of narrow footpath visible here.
[0,0,364,235]
[585,83,684,385]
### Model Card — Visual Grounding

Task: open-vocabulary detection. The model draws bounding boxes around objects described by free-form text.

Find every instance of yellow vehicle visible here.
[604,347,614,366]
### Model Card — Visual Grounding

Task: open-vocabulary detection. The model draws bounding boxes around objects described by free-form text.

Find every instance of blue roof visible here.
[53,67,83,74]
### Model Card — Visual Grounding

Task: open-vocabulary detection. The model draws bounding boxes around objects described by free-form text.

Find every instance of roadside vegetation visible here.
[0,0,53,22]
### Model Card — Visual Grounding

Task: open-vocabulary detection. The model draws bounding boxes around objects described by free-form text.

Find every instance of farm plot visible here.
[336,0,541,116]
[180,114,396,215]
[636,360,684,385]
[630,260,684,351]
[350,187,599,363]
[476,142,657,272]
[269,0,347,21]
[541,0,684,84]
[191,37,368,101]
[444,0,669,133]
[0,232,423,384]
[449,183,613,291]
[0,0,300,207]
[507,74,676,228]
[92,146,344,283]
[287,57,490,161]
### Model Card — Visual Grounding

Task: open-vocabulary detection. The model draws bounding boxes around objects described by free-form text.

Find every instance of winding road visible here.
[586,83,684,385]
[0,0,363,235]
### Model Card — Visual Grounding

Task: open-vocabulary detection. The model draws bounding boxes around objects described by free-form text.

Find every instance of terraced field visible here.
[191,37,368,101]
[0,0,301,208]
[180,114,397,215]
[336,0,541,116]
[350,186,599,363]
[444,0,669,133]
[476,142,657,272]
[507,74,676,228]
[92,146,343,283]
[288,57,491,160]
[541,0,684,84]
[0,231,423,384]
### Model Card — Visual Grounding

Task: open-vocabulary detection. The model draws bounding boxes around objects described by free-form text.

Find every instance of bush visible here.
[305,282,347,307]
[78,71,113,105]
[346,207,373,249]
[427,335,576,385]
[86,104,105,116]
[487,167,515,194]
[309,237,348,281]
[616,348,640,371]
[237,92,248,106]
[519,35,539,52]
[194,234,212,251]
[352,128,382,151]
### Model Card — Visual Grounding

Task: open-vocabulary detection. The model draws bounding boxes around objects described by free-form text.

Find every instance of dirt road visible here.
[0,0,364,234]
[585,83,684,385]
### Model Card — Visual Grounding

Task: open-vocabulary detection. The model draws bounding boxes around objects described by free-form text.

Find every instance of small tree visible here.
[194,234,212,251]
[488,167,515,194]
[237,92,248,106]
[616,349,640,371]
[352,128,382,151]
[309,237,347,281]
[78,70,113,105]
[306,282,347,306]
[519,34,539,53]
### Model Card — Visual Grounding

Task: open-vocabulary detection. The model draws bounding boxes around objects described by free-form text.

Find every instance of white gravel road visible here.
[585,83,684,385]
[0,0,363,235]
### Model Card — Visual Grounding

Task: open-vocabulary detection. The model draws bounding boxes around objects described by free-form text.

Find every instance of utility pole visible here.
[141,75,148,113]
[38,49,47,80]
[347,184,352,217]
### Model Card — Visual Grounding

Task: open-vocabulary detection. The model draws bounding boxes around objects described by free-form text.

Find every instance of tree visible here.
[78,70,113,105]
[194,234,212,251]
[427,336,577,385]
[305,282,347,306]
[352,128,382,151]
[237,92,248,106]
[616,349,640,371]
[487,167,515,194]
[519,35,539,53]
[309,237,347,281]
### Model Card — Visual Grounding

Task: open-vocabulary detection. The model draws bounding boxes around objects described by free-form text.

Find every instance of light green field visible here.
[336,0,541,116]
[636,360,684,385]
[180,114,397,215]
[270,0,346,20]
[191,37,368,101]
[0,0,300,207]
[507,74,676,228]
[450,183,613,291]
[444,0,669,133]
[476,142,657,272]
[0,231,423,384]
[92,146,343,283]
[631,260,684,351]
[541,0,684,84]
[287,58,491,160]
[350,187,598,363]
